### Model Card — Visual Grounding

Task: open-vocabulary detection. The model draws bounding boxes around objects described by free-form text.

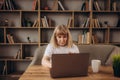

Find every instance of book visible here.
[58,1,65,11]
[7,0,12,10]
[32,19,37,27]
[92,19,95,28]
[117,18,120,27]
[81,2,86,11]
[92,34,99,44]
[5,0,9,10]
[52,0,58,10]
[10,35,14,44]
[67,17,72,28]
[86,32,90,44]
[81,18,87,28]
[89,0,92,11]
[105,30,109,43]
[85,18,90,27]
[112,1,116,11]
[25,57,33,60]
[7,34,12,43]
[15,48,21,59]
[85,0,89,11]
[9,0,15,10]
[32,19,39,27]
[94,1,100,11]
[41,18,46,27]
[2,64,6,75]
[82,32,85,44]
[32,0,37,10]
[96,19,100,28]
[0,0,4,9]
[78,34,82,44]
[48,18,52,27]
[35,20,39,27]
[44,16,49,27]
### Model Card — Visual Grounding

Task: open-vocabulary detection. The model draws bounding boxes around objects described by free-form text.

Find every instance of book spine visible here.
[44,16,49,27]
[58,1,65,11]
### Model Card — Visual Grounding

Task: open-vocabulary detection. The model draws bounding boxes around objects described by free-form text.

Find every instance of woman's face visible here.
[56,34,68,46]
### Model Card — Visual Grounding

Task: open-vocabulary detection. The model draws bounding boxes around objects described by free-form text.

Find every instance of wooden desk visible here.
[19,65,120,80]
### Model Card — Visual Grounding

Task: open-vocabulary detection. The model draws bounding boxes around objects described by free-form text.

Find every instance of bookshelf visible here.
[0,0,120,79]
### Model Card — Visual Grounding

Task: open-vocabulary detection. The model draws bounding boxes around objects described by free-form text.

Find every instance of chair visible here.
[29,45,47,66]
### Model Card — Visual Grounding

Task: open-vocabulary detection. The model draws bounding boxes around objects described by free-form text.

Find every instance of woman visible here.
[41,25,79,68]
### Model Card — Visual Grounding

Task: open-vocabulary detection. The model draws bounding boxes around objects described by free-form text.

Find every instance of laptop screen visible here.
[50,53,89,78]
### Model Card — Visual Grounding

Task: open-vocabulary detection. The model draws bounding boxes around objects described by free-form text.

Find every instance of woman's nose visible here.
[60,38,64,41]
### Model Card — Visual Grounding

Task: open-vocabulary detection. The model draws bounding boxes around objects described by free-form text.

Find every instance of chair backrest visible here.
[29,45,47,66]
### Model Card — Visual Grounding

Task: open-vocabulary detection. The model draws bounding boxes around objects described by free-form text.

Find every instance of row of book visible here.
[92,32,109,44]
[7,34,34,43]
[80,18,90,28]
[41,16,73,28]
[0,0,119,11]
[0,0,15,10]
[1,48,21,75]
[24,17,104,28]
[78,31,90,44]
[91,18,101,28]
[0,0,38,10]
[41,16,49,28]
[22,18,40,27]
[14,48,33,60]
[53,0,119,11]
[78,31,108,44]
[52,0,91,11]
[93,1,118,11]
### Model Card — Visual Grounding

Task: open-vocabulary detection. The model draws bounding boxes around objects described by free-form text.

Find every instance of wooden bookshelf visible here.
[0,0,120,79]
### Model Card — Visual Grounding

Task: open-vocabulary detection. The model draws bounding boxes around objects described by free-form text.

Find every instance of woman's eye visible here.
[57,35,67,38]
[63,35,67,38]
[58,36,61,38]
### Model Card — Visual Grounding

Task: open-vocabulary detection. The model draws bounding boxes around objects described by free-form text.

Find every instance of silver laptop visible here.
[50,53,89,78]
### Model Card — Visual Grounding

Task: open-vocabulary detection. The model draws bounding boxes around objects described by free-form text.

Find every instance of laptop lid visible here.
[50,53,89,78]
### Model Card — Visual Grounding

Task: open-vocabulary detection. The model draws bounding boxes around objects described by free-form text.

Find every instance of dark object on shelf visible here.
[44,6,49,10]
[27,36,31,43]
[0,19,9,26]
[22,18,33,27]
[27,20,33,27]
[117,19,120,27]
[81,2,86,11]
[104,21,108,27]
[4,19,9,26]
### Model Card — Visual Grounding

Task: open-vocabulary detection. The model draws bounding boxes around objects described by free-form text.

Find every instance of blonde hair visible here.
[50,25,73,48]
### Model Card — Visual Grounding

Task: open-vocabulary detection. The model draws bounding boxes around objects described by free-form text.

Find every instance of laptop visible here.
[50,53,89,78]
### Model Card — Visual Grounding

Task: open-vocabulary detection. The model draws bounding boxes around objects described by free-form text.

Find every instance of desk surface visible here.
[19,65,120,80]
